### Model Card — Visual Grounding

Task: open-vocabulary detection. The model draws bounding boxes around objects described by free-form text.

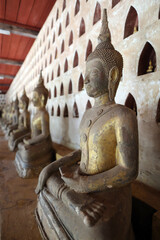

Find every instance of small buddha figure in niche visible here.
[35,9,138,240]
[5,96,19,137]
[146,60,153,73]
[14,72,55,178]
[8,89,30,151]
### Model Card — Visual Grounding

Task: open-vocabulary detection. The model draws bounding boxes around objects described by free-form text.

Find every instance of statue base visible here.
[36,185,134,240]
[14,139,55,178]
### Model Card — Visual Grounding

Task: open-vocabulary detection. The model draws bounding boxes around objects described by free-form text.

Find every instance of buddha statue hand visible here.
[59,166,106,227]
[60,165,88,193]
[35,150,82,194]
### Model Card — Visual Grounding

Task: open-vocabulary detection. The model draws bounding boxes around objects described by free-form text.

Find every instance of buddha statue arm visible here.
[35,149,81,194]
[61,109,138,193]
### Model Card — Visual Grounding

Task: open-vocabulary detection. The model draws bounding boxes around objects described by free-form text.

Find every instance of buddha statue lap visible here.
[35,9,138,240]
[14,72,55,178]
[8,89,30,151]
[5,96,19,138]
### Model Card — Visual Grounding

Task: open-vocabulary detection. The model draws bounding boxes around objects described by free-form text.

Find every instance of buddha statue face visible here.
[32,91,41,107]
[85,59,107,98]
[19,100,25,110]
[85,58,120,101]
[32,90,45,108]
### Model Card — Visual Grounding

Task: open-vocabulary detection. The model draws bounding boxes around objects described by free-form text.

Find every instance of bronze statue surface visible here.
[8,89,30,151]
[14,72,55,178]
[35,9,138,240]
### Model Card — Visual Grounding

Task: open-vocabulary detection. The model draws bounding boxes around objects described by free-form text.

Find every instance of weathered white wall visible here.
[6,0,160,190]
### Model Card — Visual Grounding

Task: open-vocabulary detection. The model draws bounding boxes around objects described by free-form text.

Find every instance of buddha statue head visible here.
[19,89,29,110]
[32,71,48,108]
[12,95,19,112]
[85,9,123,101]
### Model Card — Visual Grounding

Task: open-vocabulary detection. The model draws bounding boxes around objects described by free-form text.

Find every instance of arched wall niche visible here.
[93,2,101,25]
[53,32,55,43]
[85,39,92,60]
[156,99,160,124]
[69,31,73,46]
[86,100,92,110]
[49,54,52,64]
[57,105,60,116]
[73,51,79,68]
[62,0,66,11]
[63,104,69,117]
[64,59,68,73]
[78,73,84,91]
[56,9,59,21]
[58,23,62,36]
[125,93,137,116]
[112,0,120,8]
[54,86,57,97]
[60,83,64,96]
[48,90,51,99]
[66,12,69,27]
[79,18,85,37]
[138,42,156,76]
[51,19,54,29]
[73,102,79,118]
[55,48,58,59]
[68,80,72,94]
[51,106,54,116]
[61,40,65,53]
[75,0,80,16]
[57,64,61,77]
[124,6,138,39]
[51,71,54,81]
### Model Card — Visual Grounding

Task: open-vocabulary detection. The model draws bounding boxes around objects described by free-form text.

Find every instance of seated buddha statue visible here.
[35,9,138,240]
[2,104,12,132]
[0,106,7,128]
[14,72,55,178]
[8,89,30,151]
[5,96,19,138]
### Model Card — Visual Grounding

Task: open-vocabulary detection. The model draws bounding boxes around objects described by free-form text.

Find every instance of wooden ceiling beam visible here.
[0,74,15,79]
[0,22,39,38]
[0,19,40,32]
[0,58,23,66]
[0,83,10,86]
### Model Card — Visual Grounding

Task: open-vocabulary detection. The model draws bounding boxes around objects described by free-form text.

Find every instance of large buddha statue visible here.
[14,72,55,178]
[8,89,30,151]
[5,96,19,138]
[35,9,138,240]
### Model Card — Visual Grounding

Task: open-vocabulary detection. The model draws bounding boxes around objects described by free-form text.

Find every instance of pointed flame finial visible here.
[38,70,43,84]
[98,9,111,43]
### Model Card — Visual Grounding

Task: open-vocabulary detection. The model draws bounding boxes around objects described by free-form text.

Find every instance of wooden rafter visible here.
[0,22,39,38]
[0,58,23,66]
[0,74,15,79]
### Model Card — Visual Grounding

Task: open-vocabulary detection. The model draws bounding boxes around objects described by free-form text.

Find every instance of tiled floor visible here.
[0,131,41,240]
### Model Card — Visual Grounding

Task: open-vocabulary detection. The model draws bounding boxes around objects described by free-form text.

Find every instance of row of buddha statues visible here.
[0,9,138,240]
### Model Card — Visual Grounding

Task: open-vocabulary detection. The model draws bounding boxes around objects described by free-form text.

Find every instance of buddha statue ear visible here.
[108,66,119,101]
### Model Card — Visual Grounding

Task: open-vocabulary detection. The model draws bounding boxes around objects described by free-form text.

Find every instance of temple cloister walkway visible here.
[0,130,41,240]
